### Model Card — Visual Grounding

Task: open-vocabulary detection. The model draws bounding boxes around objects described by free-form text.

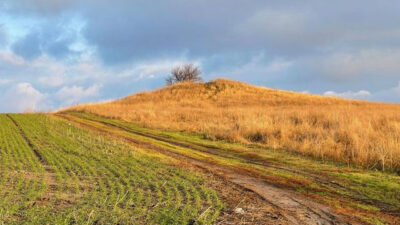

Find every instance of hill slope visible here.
[65,79,400,170]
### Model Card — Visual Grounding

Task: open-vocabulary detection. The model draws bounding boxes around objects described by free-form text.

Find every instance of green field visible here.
[0,114,222,225]
[2,112,400,224]
[60,111,400,225]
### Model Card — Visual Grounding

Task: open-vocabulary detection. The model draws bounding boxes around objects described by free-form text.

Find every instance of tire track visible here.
[64,114,353,190]
[58,113,360,225]
[6,114,57,201]
[64,113,375,209]
[7,115,45,163]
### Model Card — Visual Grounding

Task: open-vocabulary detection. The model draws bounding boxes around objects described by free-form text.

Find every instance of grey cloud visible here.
[11,21,79,60]
[1,0,400,109]
[81,0,268,64]
[75,0,400,78]
[282,48,400,93]
[3,0,78,15]
[78,0,400,101]
[235,1,400,57]
[5,0,400,63]
[12,31,42,59]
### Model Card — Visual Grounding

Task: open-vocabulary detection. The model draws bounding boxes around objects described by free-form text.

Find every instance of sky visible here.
[1,0,400,112]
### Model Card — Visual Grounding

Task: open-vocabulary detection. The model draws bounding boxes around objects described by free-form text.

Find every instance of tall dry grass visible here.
[65,79,400,171]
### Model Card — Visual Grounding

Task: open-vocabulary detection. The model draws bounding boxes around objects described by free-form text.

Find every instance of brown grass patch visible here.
[64,79,400,171]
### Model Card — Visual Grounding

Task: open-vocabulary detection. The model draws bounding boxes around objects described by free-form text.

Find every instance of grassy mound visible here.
[65,79,400,171]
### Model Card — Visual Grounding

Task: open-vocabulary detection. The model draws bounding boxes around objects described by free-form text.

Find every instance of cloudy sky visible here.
[1,0,400,112]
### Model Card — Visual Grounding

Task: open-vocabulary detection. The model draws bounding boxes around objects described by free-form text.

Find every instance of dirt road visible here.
[58,113,361,225]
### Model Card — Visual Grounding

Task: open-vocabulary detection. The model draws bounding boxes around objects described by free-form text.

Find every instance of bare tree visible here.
[166,64,202,85]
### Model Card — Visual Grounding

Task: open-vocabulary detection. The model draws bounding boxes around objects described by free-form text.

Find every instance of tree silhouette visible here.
[166,64,202,85]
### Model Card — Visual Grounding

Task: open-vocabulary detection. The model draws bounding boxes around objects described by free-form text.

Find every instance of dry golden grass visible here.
[64,79,400,171]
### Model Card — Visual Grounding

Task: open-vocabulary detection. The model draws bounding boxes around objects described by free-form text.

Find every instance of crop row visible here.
[0,114,222,224]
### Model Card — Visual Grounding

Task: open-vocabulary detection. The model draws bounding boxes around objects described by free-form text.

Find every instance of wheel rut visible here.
[58,113,361,225]
[6,114,57,201]
[64,115,353,191]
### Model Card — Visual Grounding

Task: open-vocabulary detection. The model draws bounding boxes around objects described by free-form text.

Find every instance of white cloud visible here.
[56,84,102,105]
[0,50,25,65]
[38,75,64,87]
[0,82,48,112]
[0,50,106,85]
[323,82,400,102]
[0,49,201,111]
[323,90,371,99]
